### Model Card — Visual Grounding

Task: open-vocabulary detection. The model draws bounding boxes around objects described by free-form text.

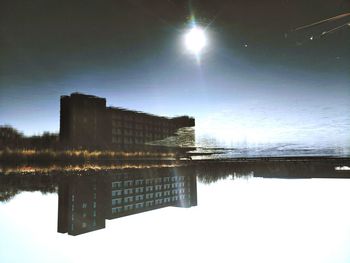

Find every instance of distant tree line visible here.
[1,160,349,202]
[195,159,350,184]
[0,125,59,150]
[0,172,58,202]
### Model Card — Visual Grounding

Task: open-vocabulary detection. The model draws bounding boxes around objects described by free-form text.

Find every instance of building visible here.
[106,167,197,221]
[57,167,197,236]
[57,175,108,235]
[60,93,195,149]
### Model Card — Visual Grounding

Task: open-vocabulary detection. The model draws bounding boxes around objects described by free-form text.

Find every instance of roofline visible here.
[61,92,194,120]
[107,106,194,120]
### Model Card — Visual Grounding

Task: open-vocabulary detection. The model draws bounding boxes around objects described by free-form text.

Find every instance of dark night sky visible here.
[1,0,349,148]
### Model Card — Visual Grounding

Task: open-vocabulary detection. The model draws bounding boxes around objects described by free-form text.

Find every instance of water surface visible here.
[1,161,350,263]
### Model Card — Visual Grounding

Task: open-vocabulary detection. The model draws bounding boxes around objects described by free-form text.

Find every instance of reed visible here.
[0,148,177,165]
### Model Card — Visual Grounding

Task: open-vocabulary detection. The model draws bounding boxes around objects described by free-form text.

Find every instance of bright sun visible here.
[184,26,207,55]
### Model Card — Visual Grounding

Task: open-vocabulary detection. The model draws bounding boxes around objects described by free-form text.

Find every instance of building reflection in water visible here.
[57,167,197,235]
[1,158,349,235]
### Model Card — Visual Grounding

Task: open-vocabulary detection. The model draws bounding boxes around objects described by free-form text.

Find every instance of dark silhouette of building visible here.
[59,93,195,149]
[57,175,108,235]
[57,167,197,236]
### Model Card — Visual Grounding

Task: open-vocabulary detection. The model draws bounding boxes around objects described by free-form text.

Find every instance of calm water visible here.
[1,161,350,263]
[149,127,350,158]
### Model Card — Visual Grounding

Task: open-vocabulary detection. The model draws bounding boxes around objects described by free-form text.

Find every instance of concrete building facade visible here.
[60,93,195,149]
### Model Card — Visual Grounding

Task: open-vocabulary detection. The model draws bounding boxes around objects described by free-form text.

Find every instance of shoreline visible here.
[1,155,349,175]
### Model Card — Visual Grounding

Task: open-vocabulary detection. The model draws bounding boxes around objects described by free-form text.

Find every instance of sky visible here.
[1,0,349,148]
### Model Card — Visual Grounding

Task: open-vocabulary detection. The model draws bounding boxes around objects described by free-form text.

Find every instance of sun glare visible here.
[184,26,207,55]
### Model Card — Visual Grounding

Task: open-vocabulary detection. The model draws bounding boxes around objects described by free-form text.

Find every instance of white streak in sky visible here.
[294,13,350,31]
[320,23,350,37]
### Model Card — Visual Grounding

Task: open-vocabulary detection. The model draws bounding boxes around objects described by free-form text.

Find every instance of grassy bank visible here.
[0,149,178,165]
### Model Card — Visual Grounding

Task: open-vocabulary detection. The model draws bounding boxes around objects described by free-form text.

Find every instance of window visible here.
[155,199,163,205]
[145,201,154,207]
[124,188,133,195]
[124,180,133,187]
[112,181,122,188]
[124,196,133,203]
[135,179,144,186]
[112,190,122,196]
[135,187,144,193]
[112,207,123,214]
[112,198,122,206]
[124,204,134,211]
[135,202,144,209]
[146,193,154,199]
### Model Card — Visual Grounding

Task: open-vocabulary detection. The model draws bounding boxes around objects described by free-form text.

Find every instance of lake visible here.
[1,159,350,263]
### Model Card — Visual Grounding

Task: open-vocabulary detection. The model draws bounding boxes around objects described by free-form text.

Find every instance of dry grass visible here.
[0,163,183,175]
[0,148,178,165]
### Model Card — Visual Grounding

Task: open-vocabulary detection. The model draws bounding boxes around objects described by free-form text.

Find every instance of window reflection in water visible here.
[57,166,197,235]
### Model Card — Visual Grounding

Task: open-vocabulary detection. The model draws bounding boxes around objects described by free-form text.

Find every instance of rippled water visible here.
[149,127,350,158]
[1,161,350,263]
[192,145,350,159]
